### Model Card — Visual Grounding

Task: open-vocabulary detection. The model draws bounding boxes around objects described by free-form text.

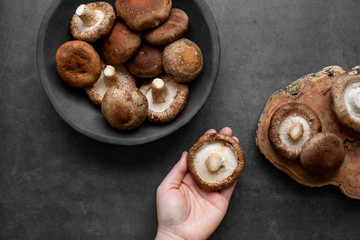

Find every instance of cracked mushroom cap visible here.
[97,21,141,65]
[56,40,101,88]
[85,64,137,105]
[300,132,345,176]
[163,38,203,83]
[187,133,245,191]
[101,84,148,130]
[144,8,189,46]
[139,76,189,123]
[70,2,116,43]
[331,68,360,132]
[114,0,172,31]
[126,44,163,78]
[268,102,322,159]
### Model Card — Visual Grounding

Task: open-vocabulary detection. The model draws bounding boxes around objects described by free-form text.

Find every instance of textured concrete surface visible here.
[1,0,360,239]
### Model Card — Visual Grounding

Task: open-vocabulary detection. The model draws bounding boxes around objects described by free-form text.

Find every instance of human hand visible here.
[155,127,239,240]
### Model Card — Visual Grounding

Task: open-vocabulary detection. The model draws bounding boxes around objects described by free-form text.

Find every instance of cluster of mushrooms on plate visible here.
[257,65,360,199]
[55,0,203,130]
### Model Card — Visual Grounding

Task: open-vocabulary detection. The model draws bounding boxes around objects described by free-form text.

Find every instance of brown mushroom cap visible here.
[144,8,189,46]
[70,2,116,43]
[139,75,189,123]
[300,132,345,176]
[268,102,322,159]
[126,44,163,78]
[331,69,360,132]
[97,21,141,65]
[55,40,101,88]
[187,133,245,191]
[163,38,203,83]
[114,0,172,31]
[85,64,137,105]
[101,84,148,130]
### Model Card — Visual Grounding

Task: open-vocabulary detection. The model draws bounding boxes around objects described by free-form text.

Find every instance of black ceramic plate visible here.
[37,0,220,145]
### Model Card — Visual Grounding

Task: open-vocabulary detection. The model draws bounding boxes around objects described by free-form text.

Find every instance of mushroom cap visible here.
[85,64,137,105]
[126,44,163,78]
[55,40,101,88]
[162,38,203,83]
[300,132,345,176]
[70,2,116,43]
[139,75,189,123]
[144,8,189,46]
[97,21,141,65]
[114,0,172,31]
[268,102,322,159]
[101,85,148,130]
[187,133,245,191]
[331,70,360,132]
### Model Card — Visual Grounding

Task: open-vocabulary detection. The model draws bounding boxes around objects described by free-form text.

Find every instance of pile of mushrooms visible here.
[55,1,204,130]
[256,65,360,199]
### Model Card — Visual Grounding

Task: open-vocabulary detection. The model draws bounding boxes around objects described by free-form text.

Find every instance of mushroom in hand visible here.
[331,69,360,132]
[70,2,116,43]
[114,0,172,31]
[144,8,189,46]
[101,85,148,130]
[56,40,101,88]
[139,76,189,123]
[300,132,345,176]
[268,102,322,159]
[187,133,245,191]
[85,64,136,105]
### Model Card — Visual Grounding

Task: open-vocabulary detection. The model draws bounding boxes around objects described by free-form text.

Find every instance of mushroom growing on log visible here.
[256,65,360,200]
[268,102,322,159]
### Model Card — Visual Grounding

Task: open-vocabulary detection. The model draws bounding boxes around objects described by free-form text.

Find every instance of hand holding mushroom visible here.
[156,127,241,240]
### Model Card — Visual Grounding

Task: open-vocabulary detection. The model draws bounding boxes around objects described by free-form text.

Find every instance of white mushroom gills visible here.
[288,121,303,141]
[103,65,118,87]
[205,153,224,173]
[279,115,311,150]
[194,143,238,183]
[152,78,169,103]
[345,82,360,121]
[76,4,101,27]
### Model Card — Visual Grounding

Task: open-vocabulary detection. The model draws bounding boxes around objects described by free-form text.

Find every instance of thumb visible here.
[160,152,188,189]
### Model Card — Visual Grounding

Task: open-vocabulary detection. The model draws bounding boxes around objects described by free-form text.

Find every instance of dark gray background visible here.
[1,0,360,239]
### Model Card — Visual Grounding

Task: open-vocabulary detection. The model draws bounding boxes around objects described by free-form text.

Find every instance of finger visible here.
[205,129,216,134]
[161,152,188,189]
[220,127,232,136]
[232,136,239,143]
[219,180,237,202]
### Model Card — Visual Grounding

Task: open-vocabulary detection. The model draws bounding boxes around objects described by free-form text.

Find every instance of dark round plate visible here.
[37,0,220,145]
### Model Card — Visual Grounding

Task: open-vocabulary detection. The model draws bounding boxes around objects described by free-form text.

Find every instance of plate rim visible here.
[36,0,220,145]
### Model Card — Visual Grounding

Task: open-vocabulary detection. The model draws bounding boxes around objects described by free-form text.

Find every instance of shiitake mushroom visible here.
[268,102,322,159]
[187,133,245,191]
[300,132,345,176]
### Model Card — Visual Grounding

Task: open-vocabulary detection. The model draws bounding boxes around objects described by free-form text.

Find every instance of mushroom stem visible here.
[205,153,224,173]
[76,4,100,27]
[288,122,303,141]
[152,78,168,103]
[104,65,118,87]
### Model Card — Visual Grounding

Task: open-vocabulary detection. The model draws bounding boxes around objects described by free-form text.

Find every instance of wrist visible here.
[155,227,184,240]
